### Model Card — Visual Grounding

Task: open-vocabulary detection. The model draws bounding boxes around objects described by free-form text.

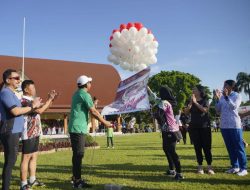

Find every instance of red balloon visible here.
[110,36,113,41]
[109,44,112,48]
[120,24,127,31]
[112,29,119,34]
[134,22,143,30]
[127,22,134,29]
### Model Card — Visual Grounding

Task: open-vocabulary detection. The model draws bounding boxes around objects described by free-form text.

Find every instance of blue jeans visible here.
[221,128,247,170]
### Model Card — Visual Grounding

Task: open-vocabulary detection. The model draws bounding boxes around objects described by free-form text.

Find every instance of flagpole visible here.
[21,17,26,81]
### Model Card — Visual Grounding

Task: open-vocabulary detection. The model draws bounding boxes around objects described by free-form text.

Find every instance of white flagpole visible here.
[21,17,26,81]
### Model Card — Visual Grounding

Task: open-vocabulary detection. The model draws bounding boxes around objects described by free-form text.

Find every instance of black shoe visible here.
[174,173,184,180]
[165,170,176,176]
[73,179,92,189]
[29,179,45,187]
[20,184,32,190]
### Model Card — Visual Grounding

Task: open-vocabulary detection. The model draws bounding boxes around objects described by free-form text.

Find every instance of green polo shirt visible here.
[68,89,94,134]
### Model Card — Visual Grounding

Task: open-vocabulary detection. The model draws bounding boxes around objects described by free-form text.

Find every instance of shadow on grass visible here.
[1,161,248,189]
[36,163,250,186]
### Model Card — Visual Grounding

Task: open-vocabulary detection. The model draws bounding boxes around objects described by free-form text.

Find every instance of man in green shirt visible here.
[69,75,112,189]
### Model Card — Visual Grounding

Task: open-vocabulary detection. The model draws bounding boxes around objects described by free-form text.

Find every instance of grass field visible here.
[0,131,249,190]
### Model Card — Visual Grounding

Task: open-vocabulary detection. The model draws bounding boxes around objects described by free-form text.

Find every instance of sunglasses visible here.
[9,76,20,80]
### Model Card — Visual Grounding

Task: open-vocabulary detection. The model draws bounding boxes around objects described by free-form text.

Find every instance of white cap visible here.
[77,75,92,86]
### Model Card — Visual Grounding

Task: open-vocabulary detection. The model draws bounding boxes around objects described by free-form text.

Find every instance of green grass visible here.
[0,132,250,190]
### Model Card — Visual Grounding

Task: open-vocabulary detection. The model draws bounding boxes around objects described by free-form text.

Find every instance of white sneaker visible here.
[207,165,215,175]
[197,165,204,174]
[237,169,248,176]
[225,168,240,174]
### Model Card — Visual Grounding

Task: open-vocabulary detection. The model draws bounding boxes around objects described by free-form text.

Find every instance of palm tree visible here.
[236,72,250,101]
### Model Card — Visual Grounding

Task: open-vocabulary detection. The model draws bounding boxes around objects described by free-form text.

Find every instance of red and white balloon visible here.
[108,22,159,72]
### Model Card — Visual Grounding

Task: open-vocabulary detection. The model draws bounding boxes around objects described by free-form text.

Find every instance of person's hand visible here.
[191,94,197,104]
[48,90,58,100]
[32,97,42,109]
[214,89,222,99]
[222,88,228,97]
[104,121,113,128]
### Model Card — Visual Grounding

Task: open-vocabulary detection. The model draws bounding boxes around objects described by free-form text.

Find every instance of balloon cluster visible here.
[108,22,159,72]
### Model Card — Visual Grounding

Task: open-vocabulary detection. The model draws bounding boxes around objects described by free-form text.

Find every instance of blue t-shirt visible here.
[0,87,24,134]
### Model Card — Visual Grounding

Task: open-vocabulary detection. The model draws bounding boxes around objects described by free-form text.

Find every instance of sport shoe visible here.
[71,176,75,184]
[237,169,248,176]
[197,165,204,174]
[225,168,240,174]
[20,184,32,190]
[174,173,184,180]
[165,170,176,176]
[207,165,215,175]
[29,179,45,187]
[73,179,92,189]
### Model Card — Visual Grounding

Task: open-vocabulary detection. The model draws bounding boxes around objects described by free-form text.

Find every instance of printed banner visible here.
[101,67,150,115]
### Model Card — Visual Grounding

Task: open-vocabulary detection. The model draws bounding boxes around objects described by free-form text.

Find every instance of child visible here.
[107,124,115,148]
[148,85,184,180]
[20,80,58,190]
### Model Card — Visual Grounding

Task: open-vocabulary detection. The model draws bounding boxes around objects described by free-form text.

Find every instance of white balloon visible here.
[140,64,148,70]
[150,55,157,64]
[110,39,117,46]
[107,54,116,63]
[152,48,158,54]
[133,64,141,71]
[110,47,117,54]
[111,38,123,48]
[109,25,158,71]
[145,34,154,43]
[138,27,148,38]
[152,41,159,48]
[121,29,129,36]
[113,31,121,40]
[133,46,140,54]
[127,40,135,50]
[129,27,138,40]
[120,62,129,70]
[119,35,127,44]
[144,48,153,57]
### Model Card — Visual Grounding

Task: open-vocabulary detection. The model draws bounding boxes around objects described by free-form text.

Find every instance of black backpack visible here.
[153,106,169,132]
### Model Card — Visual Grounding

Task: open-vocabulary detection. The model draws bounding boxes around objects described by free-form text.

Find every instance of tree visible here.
[148,71,210,113]
[125,71,212,131]
[236,72,250,101]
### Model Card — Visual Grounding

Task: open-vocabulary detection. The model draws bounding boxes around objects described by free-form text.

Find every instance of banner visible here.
[101,67,151,115]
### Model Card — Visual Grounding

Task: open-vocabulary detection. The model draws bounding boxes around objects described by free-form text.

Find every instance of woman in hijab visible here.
[148,85,184,180]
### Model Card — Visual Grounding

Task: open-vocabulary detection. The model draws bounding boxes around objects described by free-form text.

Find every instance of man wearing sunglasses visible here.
[0,69,42,190]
